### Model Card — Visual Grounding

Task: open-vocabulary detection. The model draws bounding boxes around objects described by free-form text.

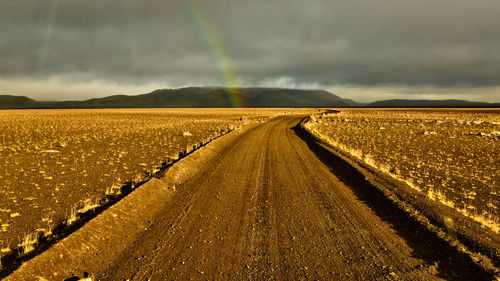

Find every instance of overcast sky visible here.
[1,0,499,102]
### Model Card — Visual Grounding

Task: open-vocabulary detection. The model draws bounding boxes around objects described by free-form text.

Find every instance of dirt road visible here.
[4,115,493,280]
[92,115,487,280]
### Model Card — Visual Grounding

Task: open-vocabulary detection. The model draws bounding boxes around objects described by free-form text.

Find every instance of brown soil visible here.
[0,109,275,254]
[306,109,500,220]
[4,115,496,280]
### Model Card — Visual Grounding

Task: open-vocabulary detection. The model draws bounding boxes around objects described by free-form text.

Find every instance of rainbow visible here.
[184,0,244,107]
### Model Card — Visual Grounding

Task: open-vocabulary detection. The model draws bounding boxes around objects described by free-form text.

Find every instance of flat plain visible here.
[0,108,285,255]
[0,108,498,280]
[305,109,499,232]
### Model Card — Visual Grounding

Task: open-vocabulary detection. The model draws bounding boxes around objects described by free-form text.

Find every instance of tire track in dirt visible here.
[293,118,496,280]
[105,122,273,281]
[98,115,493,281]
[4,115,495,280]
[265,117,422,280]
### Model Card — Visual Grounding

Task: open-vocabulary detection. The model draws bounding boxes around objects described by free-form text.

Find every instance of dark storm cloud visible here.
[1,0,499,100]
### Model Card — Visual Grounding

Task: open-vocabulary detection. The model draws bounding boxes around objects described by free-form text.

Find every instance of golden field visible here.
[305,109,500,232]
[0,108,283,255]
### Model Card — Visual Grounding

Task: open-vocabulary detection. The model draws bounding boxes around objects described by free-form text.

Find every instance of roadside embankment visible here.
[1,120,263,281]
[299,114,500,278]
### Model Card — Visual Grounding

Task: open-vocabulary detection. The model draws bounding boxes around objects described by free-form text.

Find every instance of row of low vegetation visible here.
[304,109,499,233]
[0,109,277,271]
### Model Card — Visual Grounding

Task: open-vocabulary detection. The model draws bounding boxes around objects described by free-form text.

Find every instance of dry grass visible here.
[105,182,123,197]
[18,232,37,255]
[0,109,282,247]
[78,197,101,214]
[304,110,500,233]
[66,197,102,226]
[66,205,80,226]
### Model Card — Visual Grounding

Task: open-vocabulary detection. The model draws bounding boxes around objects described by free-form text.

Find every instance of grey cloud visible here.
[1,0,499,100]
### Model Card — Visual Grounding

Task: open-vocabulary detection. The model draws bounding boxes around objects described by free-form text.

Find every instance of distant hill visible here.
[0,95,40,108]
[2,89,498,109]
[0,87,355,109]
[366,99,500,108]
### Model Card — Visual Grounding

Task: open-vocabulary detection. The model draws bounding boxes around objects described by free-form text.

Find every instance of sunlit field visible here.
[0,108,287,255]
[305,109,500,232]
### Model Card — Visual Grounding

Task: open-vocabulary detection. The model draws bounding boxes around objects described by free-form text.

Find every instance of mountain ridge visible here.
[366,99,500,108]
[0,87,354,108]
[1,87,498,109]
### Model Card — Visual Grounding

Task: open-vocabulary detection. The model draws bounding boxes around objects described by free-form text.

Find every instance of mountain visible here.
[0,95,40,108]
[2,89,498,109]
[0,87,355,108]
[339,98,361,107]
[366,99,500,108]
